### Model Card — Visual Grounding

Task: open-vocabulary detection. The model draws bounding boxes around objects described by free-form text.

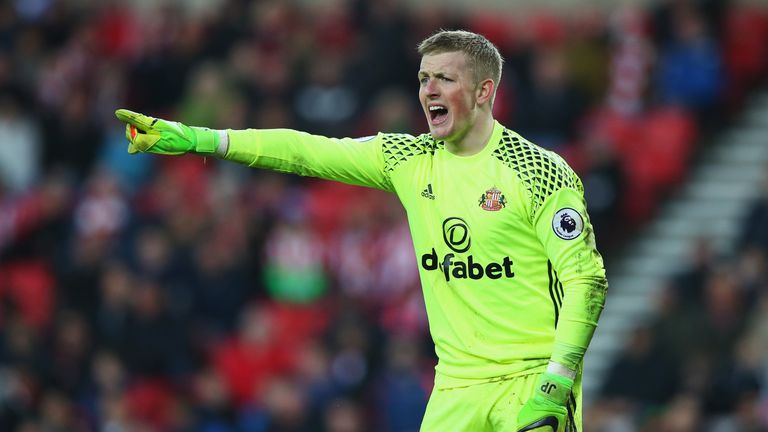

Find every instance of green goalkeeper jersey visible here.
[226,121,608,382]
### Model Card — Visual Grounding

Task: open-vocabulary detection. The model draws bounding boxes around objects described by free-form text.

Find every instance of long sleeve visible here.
[533,182,608,371]
[225,128,394,191]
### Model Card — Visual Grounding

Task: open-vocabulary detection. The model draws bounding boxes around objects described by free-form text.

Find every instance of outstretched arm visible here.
[115,109,393,191]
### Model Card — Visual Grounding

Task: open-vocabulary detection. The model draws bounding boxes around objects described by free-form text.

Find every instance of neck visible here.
[444,113,495,156]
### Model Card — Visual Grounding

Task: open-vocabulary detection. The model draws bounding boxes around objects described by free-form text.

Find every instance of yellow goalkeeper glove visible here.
[114,109,221,155]
[516,371,573,432]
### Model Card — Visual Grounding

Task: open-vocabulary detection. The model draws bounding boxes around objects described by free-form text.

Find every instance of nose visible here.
[423,79,439,98]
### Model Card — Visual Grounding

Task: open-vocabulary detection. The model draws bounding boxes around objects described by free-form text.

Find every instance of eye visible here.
[419,77,429,85]
[440,77,452,82]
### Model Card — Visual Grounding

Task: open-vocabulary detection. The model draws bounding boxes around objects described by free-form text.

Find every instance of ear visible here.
[476,78,495,106]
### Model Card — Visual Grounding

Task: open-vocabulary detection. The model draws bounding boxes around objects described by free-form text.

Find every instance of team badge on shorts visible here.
[552,208,584,240]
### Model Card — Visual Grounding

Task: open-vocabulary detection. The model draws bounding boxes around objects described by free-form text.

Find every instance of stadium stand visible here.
[0,0,766,430]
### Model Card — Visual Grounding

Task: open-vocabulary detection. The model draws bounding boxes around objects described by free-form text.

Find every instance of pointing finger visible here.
[115,109,157,131]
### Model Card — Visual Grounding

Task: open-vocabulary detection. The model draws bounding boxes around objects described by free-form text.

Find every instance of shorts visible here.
[420,370,582,431]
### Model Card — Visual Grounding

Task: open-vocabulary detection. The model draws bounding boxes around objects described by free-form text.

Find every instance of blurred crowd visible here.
[588,176,768,432]
[0,0,767,431]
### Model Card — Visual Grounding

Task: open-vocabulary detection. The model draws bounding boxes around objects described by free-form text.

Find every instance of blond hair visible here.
[417,30,503,93]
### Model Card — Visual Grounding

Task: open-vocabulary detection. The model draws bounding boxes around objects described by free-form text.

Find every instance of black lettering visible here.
[441,253,454,282]
[503,256,514,277]
[421,250,516,282]
[422,249,438,270]
[452,260,467,279]
[486,262,502,279]
[468,255,484,279]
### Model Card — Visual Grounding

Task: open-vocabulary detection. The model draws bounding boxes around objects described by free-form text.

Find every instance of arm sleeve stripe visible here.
[566,394,578,432]
[548,260,561,326]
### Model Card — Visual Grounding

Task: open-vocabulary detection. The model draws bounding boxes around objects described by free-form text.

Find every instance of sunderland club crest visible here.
[478,187,507,211]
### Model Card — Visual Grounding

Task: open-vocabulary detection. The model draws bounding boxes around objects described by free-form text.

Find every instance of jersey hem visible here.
[434,360,548,389]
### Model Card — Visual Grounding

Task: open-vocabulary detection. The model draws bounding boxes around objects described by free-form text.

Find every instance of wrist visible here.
[190,126,221,154]
[215,130,229,157]
[546,361,576,380]
[535,371,573,405]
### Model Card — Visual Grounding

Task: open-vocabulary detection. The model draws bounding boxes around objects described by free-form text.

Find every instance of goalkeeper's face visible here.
[418,51,481,143]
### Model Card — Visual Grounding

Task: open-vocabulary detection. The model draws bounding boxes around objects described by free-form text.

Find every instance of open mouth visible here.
[429,105,449,125]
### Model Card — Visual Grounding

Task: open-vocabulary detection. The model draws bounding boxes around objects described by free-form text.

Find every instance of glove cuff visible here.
[546,361,576,380]
[535,371,573,405]
[191,127,221,154]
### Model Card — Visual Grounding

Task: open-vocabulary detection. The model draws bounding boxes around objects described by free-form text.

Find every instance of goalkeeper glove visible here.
[516,371,573,432]
[114,109,221,155]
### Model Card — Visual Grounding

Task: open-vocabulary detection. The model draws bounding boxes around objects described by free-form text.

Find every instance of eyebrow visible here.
[418,71,452,79]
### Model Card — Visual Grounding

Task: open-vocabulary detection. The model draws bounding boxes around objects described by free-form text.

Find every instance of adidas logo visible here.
[421,184,435,200]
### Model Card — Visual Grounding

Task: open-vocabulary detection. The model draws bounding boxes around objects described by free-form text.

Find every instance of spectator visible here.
[0,94,40,193]
[40,89,104,181]
[374,334,429,432]
[656,5,724,125]
[41,310,92,396]
[324,398,366,432]
[600,325,681,411]
[294,51,360,136]
[190,366,237,431]
[739,174,768,253]
[512,46,587,151]
[669,237,717,307]
[263,218,328,305]
[78,350,128,430]
[578,132,626,250]
[121,280,192,377]
[211,304,297,407]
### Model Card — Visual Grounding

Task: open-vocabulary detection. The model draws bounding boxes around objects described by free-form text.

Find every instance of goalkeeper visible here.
[116,30,607,432]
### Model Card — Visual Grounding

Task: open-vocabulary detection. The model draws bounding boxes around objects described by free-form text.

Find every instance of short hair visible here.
[417,30,503,91]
